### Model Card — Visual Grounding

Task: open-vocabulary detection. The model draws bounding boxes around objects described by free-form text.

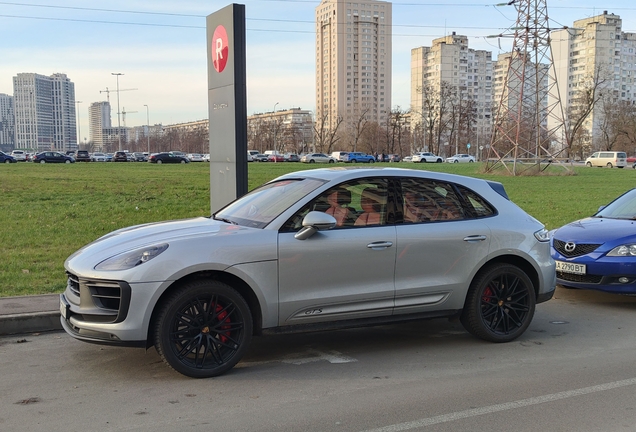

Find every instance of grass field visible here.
[1,160,634,297]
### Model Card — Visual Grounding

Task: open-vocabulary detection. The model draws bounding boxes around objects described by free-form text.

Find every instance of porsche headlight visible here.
[95,244,169,270]
[534,228,550,242]
[607,245,636,257]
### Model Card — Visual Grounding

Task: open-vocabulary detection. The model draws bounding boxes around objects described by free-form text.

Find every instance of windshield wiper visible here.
[213,216,238,225]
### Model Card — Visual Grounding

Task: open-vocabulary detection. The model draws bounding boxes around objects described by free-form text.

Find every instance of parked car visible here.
[446,154,475,163]
[74,150,91,162]
[402,155,413,162]
[148,152,190,164]
[412,152,443,163]
[105,153,114,162]
[187,153,204,162]
[268,154,286,162]
[252,154,270,162]
[91,152,107,162]
[32,151,75,163]
[202,154,210,162]
[0,151,17,163]
[133,152,147,162]
[300,153,336,164]
[60,167,555,378]
[551,188,636,294]
[585,151,627,168]
[342,152,375,163]
[113,151,129,162]
[10,150,27,162]
[285,153,301,162]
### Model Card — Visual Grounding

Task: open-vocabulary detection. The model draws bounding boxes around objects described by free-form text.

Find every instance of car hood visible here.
[66,217,261,267]
[553,217,636,244]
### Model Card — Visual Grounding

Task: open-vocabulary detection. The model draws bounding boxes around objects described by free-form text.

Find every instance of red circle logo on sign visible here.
[212,25,229,73]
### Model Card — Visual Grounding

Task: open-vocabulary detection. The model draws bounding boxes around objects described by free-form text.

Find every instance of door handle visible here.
[463,235,487,242]
[367,241,393,250]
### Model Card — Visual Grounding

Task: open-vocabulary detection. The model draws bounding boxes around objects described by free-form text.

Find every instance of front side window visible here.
[281,178,390,231]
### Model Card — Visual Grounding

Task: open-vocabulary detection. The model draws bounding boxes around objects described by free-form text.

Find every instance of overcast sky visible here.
[1,0,635,139]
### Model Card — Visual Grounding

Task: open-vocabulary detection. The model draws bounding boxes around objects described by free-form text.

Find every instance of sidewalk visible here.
[0,294,62,336]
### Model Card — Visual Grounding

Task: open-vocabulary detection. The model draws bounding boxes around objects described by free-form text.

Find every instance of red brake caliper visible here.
[215,304,231,343]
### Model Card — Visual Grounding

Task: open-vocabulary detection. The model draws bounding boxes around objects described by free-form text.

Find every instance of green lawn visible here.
[1,161,633,297]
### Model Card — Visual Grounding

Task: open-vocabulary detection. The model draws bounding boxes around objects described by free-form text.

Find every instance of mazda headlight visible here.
[607,245,636,257]
[95,244,169,270]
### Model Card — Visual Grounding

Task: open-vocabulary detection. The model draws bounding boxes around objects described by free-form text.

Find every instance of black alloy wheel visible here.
[460,263,536,343]
[154,280,253,378]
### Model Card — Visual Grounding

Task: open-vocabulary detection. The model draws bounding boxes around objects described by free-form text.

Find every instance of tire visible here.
[469,160,474,163]
[328,159,335,163]
[369,159,374,164]
[181,159,186,164]
[436,159,442,163]
[156,159,163,164]
[65,160,71,164]
[154,280,253,378]
[460,263,536,343]
[419,160,426,163]
[4,160,10,164]
[309,159,315,163]
[586,162,592,167]
[607,163,613,168]
[40,160,46,164]
[351,159,357,163]
[454,160,459,163]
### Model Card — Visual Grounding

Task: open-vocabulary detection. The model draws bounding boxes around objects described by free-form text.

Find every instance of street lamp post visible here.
[75,101,82,152]
[273,102,279,163]
[112,73,124,151]
[144,104,150,154]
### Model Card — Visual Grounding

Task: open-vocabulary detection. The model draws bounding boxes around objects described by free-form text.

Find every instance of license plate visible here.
[555,260,586,275]
[59,296,70,320]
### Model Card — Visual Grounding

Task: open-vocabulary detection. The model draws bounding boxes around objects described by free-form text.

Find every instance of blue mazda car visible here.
[551,188,636,294]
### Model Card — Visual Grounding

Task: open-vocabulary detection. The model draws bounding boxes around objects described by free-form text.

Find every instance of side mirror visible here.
[294,211,337,240]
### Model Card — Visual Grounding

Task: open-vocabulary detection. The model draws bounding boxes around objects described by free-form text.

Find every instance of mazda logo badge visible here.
[564,242,576,253]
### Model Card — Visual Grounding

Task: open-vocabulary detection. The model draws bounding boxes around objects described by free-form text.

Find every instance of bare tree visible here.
[313,113,342,154]
[562,64,608,157]
[352,108,370,152]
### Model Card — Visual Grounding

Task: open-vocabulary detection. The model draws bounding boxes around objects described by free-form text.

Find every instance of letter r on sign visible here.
[216,38,224,61]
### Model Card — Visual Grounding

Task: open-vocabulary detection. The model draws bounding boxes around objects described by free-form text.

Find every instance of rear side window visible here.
[456,185,496,218]
[400,178,464,223]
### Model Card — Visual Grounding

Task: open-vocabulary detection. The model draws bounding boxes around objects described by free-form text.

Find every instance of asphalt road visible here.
[1,286,635,432]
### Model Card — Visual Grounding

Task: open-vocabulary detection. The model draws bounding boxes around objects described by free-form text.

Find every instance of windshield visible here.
[595,189,636,220]
[214,178,326,228]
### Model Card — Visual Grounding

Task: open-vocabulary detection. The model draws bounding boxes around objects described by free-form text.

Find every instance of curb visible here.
[0,311,62,336]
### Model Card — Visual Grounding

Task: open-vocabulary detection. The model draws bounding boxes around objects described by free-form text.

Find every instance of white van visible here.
[330,151,349,162]
[585,151,627,168]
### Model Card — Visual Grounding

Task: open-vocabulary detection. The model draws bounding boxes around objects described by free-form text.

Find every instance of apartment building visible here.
[315,0,392,132]
[248,108,314,153]
[13,72,76,153]
[410,33,492,153]
[550,11,636,148]
[88,101,111,151]
[0,93,14,151]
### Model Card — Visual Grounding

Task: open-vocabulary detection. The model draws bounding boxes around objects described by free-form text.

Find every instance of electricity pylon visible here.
[486,0,568,175]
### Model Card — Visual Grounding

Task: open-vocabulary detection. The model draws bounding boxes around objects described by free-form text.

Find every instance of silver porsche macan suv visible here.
[60,167,555,377]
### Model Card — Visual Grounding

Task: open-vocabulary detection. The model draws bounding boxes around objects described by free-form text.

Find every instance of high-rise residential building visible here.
[51,73,77,152]
[550,11,636,149]
[0,93,14,151]
[13,72,76,153]
[315,0,392,132]
[410,33,492,154]
[89,101,111,150]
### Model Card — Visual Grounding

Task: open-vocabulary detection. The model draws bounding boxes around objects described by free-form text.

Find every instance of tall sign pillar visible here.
[206,4,248,213]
